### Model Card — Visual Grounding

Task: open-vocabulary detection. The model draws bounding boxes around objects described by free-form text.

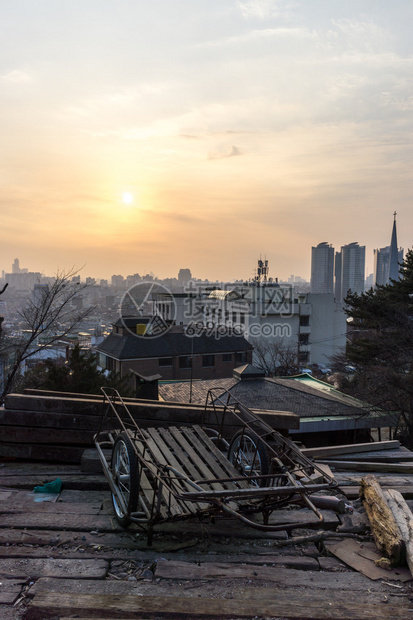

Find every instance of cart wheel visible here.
[111,432,139,527]
[228,430,270,487]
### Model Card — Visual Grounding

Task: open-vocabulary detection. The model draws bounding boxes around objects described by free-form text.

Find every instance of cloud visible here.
[237,0,294,20]
[197,26,315,49]
[0,70,33,84]
[57,81,177,121]
[208,145,242,160]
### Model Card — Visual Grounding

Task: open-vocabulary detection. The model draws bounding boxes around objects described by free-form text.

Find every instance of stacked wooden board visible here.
[0,390,298,464]
[301,440,413,500]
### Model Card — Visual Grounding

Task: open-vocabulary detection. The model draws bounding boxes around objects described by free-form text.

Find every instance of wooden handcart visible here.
[94,387,338,544]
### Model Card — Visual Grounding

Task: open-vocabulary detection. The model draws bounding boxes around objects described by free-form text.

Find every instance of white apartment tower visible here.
[335,242,365,301]
[311,242,334,294]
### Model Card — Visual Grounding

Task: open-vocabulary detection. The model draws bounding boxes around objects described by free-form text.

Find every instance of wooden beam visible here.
[360,474,403,566]
[318,461,413,473]
[301,440,400,459]
[24,591,413,619]
[0,443,85,463]
[0,426,95,445]
[0,557,108,579]
[384,488,413,577]
[4,393,299,430]
[339,485,413,500]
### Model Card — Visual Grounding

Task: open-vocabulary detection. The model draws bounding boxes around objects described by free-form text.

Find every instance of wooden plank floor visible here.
[0,459,413,619]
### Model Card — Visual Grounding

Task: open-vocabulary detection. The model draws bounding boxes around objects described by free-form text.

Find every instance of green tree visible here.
[20,344,133,397]
[344,249,413,443]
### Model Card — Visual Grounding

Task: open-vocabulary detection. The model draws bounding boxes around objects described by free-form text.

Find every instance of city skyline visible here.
[1,2,412,281]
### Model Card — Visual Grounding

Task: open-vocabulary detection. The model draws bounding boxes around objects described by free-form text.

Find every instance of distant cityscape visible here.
[311,213,403,300]
[0,212,403,296]
[0,213,406,388]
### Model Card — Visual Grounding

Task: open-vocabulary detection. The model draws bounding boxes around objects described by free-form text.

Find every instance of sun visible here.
[122,192,134,205]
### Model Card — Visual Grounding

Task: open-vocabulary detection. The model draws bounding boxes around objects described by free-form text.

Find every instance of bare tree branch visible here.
[0,268,95,403]
[250,337,298,376]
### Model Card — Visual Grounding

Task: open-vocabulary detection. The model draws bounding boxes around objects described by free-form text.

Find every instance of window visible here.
[299,315,310,327]
[222,353,232,362]
[159,357,173,367]
[299,333,309,345]
[105,356,115,371]
[236,351,248,363]
[298,352,309,363]
[202,354,215,367]
[179,356,191,369]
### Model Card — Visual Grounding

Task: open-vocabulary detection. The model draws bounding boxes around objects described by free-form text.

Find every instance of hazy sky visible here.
[1,1,412,281]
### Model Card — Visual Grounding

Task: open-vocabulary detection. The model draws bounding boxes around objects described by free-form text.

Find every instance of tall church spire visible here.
[389,211,400,282]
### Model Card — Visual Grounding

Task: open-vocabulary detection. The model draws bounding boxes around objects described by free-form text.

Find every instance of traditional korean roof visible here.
[159,373,369,418]
[96,329,252,361]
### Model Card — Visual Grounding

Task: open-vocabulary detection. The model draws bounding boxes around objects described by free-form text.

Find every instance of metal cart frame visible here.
[94,387,337,544]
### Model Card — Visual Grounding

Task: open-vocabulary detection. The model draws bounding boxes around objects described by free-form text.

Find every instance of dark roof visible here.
[228,377,365,418]
[96,330,253,361]
[158,375,367,418]
[113,316,151,328]
[159,378,237,406]
[233,364,266,379]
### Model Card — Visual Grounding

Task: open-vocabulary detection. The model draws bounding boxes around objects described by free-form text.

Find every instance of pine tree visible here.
[344,250,413,444]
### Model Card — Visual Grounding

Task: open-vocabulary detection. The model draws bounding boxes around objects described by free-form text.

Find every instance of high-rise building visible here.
[12,258,20,274]
[178,268,192,284]
[311,242,334,293]
[341,242,366,298]
[334,251,342,301]
[373,246,390,287]
[389,212,403,282]
[373,214,403,287]
[335,242,365,301]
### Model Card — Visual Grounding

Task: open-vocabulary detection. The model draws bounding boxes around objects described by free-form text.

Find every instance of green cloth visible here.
[33,478,62,494]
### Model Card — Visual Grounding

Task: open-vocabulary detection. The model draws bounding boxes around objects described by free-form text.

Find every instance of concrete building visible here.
[311,242,334,294]
[152,281,346,371]
[4,271,43,292]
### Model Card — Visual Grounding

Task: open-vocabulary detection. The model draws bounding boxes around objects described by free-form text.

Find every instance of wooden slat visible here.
[191,425,251,487]
[145,427,204,515]
[140,428,194,517]
[179,426,241,486]
[122,429,170,520]
[156,428,206,511]
[168,427,234,492]
[158,427,205,483]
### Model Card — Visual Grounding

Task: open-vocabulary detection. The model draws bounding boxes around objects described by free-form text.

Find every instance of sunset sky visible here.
[1,1,412,282]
